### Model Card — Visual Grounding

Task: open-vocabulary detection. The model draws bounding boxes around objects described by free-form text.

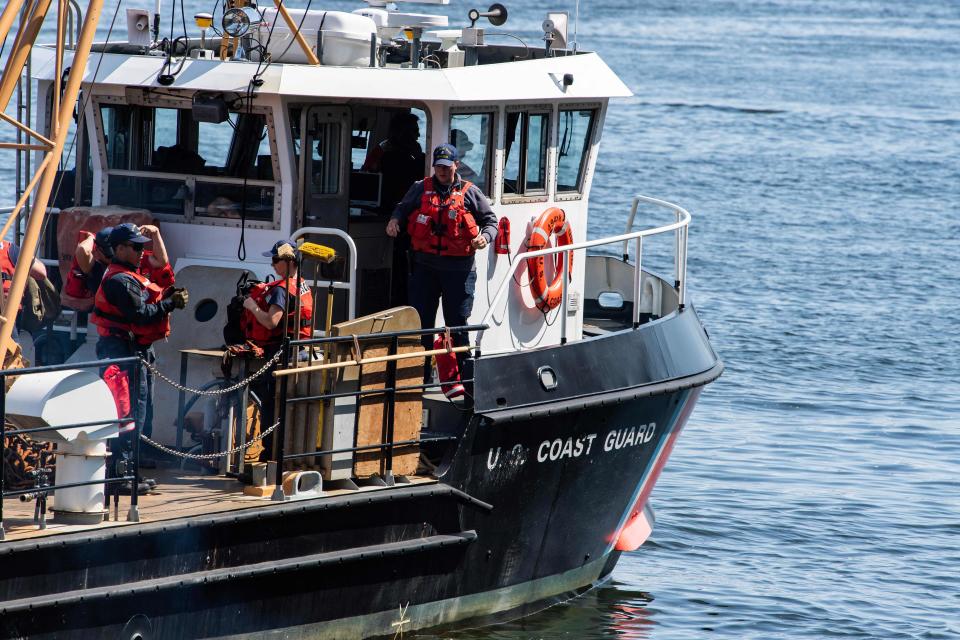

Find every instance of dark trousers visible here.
[407,260,476,379]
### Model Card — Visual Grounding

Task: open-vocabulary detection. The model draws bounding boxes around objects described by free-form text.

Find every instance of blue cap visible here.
[432,143,459,167]
[108,222,150,247]
[262,240,300,260]
[94,227,113,252]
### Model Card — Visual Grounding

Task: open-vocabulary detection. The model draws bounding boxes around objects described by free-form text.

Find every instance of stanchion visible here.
[1,379,6,540]
[127,358,140,522]
[271,338,291,502]
[382,334,399,486]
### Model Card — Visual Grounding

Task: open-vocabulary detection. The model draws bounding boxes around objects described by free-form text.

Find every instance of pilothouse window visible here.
[503,110,550,196]
[98,102,277,225]
[557,109,596,194]
[448,112,493,194]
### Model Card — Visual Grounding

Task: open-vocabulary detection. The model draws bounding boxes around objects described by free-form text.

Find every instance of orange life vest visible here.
[406,177,479,257]
[92,263,170,346]
[63,231,97,299]
[241,278,314,346]
[140,250,175,289]
[0,241,17,296]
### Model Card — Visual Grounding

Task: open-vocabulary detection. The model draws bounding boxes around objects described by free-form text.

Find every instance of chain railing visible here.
[141,349,282,396]
[139,419,279,461]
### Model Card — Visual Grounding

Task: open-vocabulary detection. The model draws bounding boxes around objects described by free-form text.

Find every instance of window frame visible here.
[555,104,600,201]
[93,94,281,230]
[501,105,553,205]
[448,106,497,200]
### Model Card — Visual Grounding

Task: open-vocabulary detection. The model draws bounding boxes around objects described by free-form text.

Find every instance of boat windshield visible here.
[98,101,277,225]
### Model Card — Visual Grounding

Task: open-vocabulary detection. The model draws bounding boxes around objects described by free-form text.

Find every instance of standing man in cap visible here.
[386,142,498,377]
[92,223,188,486]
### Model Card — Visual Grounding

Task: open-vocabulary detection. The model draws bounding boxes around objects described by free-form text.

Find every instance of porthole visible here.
[597,291,624,309]
[194,298,218,323]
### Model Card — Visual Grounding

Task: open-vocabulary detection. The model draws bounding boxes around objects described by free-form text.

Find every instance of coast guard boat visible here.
[0,0,722,637]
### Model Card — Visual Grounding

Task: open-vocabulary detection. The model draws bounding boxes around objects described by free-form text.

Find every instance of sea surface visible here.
[3,0,959,638]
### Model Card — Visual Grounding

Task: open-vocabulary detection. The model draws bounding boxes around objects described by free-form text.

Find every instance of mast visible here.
[0,0,103,360]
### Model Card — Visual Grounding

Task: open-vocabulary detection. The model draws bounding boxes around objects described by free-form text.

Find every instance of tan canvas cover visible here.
[56,206,154,311]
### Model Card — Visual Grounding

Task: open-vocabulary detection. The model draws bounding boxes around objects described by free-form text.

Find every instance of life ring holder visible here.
[525,207,573,311]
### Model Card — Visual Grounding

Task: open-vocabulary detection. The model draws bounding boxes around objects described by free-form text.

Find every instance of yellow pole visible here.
[271,0,320,65]
[0,0,54,113]
[0,0,104,360]
[0,154,52,240]
[0,0,27,57]
[274,346,471,378]
[52,0,65,137]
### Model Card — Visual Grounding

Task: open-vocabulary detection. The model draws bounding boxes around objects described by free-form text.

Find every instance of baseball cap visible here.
[109,223,150,247]
[94,227,114,253]
[432,143,459,167]
[262,240,299,260]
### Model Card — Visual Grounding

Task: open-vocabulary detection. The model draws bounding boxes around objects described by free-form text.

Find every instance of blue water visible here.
[4,0,960,637]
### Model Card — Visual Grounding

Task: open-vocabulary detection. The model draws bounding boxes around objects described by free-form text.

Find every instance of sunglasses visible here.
[124,243,145,252]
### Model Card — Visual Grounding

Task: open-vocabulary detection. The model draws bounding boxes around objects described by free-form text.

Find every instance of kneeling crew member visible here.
[93,223,188,446]
[385,142,497,373]
[242,241,313,459]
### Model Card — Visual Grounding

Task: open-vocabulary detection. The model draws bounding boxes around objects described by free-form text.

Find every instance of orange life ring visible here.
[525,207,574,311]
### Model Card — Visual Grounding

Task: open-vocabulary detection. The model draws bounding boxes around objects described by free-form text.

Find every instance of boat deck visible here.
[1,467,437,543]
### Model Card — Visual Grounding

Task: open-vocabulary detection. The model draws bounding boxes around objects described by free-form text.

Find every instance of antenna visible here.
[572,0,579,53]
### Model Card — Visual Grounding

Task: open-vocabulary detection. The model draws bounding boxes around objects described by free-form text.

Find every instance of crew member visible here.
[67,224,172,306]
[0,239,50,337]
[385,143,498,375]
[64,227,113,303]
[92,223,188,446]
[450,129,481,184]
[363,112,426,306]
[242,240,313,459]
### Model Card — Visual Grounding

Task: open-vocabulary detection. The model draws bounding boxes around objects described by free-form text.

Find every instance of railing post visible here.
[175,351,187,450]
[622,196,639,261]
[679,224,688,310]
[674,209,681,293]
[560,250,569,344]
[271,338,291,501]
[127,358,140,522]
[1,375,6,540]
[633,236,643,328]
[382,334,399,486]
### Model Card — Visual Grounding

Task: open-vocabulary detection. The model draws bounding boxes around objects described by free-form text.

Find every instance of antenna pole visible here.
[0,0,104,360]
[572,0,579,53]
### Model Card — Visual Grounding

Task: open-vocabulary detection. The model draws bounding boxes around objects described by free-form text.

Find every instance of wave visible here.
[634,101,787,115]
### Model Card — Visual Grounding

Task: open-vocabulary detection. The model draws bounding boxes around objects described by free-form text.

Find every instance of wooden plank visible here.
[354,339,424,477]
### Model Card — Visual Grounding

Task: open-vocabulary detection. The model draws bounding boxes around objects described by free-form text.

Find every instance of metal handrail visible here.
[478,195,691,346]
[290,226,359,320]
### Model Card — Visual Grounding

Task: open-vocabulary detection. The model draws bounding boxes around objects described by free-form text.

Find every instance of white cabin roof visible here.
[32,46,631,102]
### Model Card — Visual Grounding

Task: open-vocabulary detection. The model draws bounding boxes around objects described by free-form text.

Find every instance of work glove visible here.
[170,287,189,309]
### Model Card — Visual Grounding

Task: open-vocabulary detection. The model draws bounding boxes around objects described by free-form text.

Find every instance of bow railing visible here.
[477,195,691,347]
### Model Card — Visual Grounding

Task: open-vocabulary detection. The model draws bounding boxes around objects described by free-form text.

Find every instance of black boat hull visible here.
[0,309,721,639]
